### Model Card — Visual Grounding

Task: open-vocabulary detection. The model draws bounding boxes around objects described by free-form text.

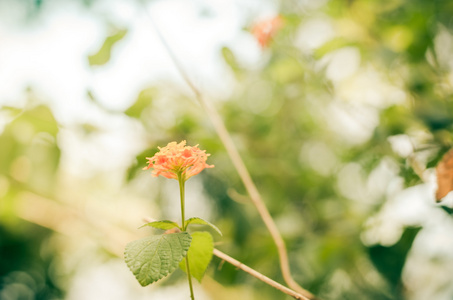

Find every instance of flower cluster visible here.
[143,141,214,180]
[251,15,283,48]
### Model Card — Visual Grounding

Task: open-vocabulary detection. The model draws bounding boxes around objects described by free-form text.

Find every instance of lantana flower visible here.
[143,140,214,180]
[251,15,283,48]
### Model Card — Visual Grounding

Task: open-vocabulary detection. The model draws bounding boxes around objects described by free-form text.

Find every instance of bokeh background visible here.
[1,0,453,299]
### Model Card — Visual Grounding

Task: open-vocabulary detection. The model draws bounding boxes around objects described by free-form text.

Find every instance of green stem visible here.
[178,173,195,300]
[179,173,186,231]
[185,255,195,300]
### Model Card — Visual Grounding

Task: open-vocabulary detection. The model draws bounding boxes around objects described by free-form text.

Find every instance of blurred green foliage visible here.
[0,102,62,299]
[2,0,453,299]
[0,224,61,300]
[0,103,60,215]
[88,28,128,66]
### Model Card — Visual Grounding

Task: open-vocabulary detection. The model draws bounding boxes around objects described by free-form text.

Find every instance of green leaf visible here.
[88,29,128,66]
[125,148,153,181]
[186,217,222,236]
[221,47,239,71]
[0,105,22,117]
[268,57,304,84]
[313,37,353,59]
[368,227,421,290]
[139,220,181,231]
[124,87,155,118]
[124,232,191,286]
[179,232,213,282]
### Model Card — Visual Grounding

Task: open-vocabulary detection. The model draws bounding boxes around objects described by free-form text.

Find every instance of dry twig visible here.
[213,249,310,300]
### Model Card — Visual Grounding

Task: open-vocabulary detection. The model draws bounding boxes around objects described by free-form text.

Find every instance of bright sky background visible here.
[0,0,276,121]
[0,0,279,178]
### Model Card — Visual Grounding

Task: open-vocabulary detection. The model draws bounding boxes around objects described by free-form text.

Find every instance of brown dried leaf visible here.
[435,149,453,202]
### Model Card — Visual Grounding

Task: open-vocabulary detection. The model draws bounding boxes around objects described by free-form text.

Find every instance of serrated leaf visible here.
[179,232,213,282]
[186,217,222,236]
[124,232,191,286]
[139,220,181,230]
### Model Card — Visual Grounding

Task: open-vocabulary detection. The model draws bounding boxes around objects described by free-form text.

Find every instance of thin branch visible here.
[139,2,316,299]
[213,248,310,300]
